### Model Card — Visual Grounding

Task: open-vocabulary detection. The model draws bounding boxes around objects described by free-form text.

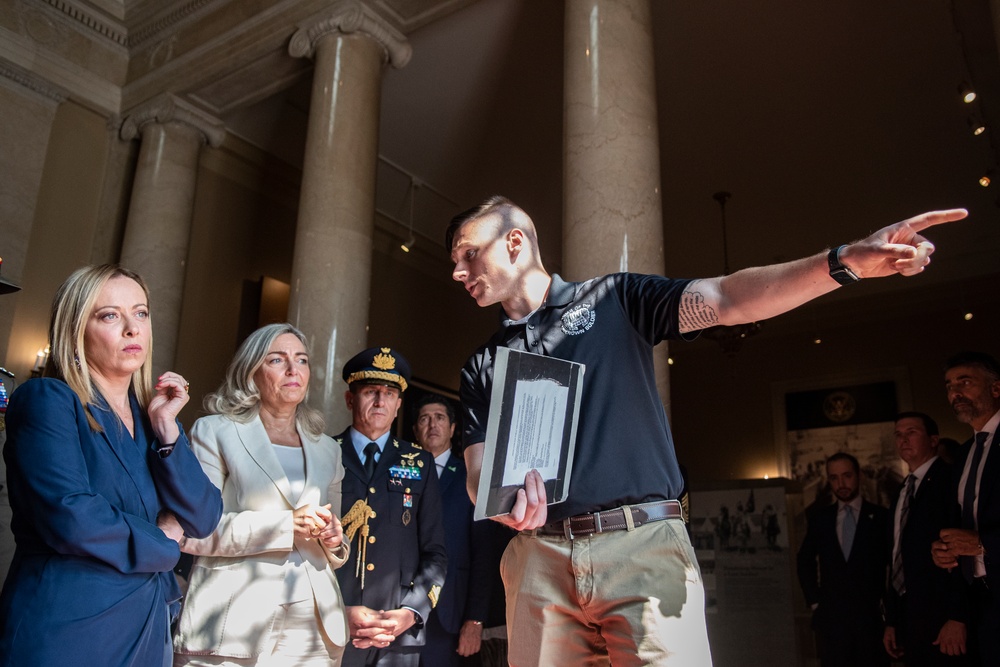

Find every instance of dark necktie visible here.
[841,505,856,559]
[961,432,989,582]
[962,432,989,529]
[891,474,916,594]
[364,442,379,481]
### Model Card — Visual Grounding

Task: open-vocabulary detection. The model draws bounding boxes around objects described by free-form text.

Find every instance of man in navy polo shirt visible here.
[447,195,966,665]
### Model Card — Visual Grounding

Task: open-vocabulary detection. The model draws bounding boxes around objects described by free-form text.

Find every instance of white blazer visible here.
[173,413,350,658]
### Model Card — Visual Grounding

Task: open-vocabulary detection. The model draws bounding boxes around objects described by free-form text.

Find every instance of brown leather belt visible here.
[534,500,684,540]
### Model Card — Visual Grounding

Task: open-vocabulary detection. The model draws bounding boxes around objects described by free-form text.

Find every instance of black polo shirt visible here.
[459,272,693,523]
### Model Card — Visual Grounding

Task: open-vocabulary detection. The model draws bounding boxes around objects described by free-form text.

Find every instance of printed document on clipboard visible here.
[474,348,585,521]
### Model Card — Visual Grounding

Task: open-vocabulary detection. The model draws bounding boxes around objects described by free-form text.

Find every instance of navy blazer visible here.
[430,452,491,633]
[955,431,1000,586]
[0,378,222,667]
[796,499,889,629]
[334,430,448,650]
[885,458,968,629]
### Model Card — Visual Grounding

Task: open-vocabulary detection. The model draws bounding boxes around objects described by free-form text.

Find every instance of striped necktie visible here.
[891,474,916,594]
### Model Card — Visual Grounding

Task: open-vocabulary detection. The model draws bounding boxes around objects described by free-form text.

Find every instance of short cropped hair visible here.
[203,322,325,438]
[894,411,939,436]
[944,351,1000,383]
[444,195,539,260]
[826,451,860,476]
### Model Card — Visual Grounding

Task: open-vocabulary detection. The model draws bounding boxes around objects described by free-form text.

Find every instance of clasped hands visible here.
[293,503,343,550]
[931,528,984,570]
[348,606,417,649]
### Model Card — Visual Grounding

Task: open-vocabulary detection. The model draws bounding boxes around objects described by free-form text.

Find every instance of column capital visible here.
[289,0,411,68]
[119,93,226,147]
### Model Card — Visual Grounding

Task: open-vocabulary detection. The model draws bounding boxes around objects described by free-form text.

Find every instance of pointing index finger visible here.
[902,208,968,234]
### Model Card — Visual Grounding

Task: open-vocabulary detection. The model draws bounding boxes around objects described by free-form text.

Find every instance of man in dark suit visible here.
[797,452,890,667]
[933,352,1000,665]
[335,347,448,667]
[412,393,491,667]
[884,412,969,665]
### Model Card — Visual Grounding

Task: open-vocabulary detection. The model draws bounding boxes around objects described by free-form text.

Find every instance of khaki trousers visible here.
[502,519,712,666]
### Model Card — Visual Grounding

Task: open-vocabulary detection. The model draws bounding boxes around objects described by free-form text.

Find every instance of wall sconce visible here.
[960,82,977,104]
[31,345,50,377]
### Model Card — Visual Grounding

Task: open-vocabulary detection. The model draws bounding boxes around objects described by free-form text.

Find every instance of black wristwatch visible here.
[827,245,861,286]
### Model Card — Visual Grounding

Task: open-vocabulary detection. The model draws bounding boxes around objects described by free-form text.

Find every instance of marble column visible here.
[288,1,411,430]
[563,0,673,412]
[120,94,225,378]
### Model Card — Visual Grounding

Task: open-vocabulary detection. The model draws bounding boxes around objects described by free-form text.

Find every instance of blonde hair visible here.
[49,265,153,431]
[203,323,326,438]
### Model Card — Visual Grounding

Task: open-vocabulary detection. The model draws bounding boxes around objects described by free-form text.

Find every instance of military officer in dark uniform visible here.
[334,346,448,667]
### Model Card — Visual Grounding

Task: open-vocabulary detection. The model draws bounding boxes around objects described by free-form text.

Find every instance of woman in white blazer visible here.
[173,323,350,667]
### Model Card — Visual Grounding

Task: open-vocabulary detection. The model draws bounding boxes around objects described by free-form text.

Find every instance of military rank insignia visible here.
[428,584,441,608]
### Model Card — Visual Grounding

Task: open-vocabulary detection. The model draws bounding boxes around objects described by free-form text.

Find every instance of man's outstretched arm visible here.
[678,208,968,333]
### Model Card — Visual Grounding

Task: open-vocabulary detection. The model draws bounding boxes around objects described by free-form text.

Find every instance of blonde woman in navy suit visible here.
[0,265,222,667]
[173,324,351,667]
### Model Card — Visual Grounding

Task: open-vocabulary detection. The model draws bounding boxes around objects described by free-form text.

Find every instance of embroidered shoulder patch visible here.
[561,304,596,335]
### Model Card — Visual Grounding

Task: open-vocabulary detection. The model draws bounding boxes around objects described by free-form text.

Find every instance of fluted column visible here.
[288,1,411,430]
[563,0,672,411]
[119,94,224,378]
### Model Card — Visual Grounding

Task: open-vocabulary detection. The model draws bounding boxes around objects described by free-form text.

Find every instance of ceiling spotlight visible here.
[968,115,986,136]
[979,168,996,187]
[960,82,977,104]
[400,235,415,252]
[964,311,974,321]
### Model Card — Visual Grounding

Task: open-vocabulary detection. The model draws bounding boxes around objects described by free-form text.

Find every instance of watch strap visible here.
[828,245,861,285]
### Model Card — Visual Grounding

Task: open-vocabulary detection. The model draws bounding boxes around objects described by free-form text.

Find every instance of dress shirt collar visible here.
[434,450,451,477]
[975,409,1000,445]
[907,455,938,493]
[838,495,863,514]
[349,427,391,462]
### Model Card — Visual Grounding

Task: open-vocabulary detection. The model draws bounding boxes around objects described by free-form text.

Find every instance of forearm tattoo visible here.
[678,280,720,331]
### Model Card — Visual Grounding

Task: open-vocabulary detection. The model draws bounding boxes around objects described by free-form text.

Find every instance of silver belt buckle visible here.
[562,517,574,541]
[593,510,604,534]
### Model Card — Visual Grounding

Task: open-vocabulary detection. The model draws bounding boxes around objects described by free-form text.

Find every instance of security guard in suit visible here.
[334,347,448,667]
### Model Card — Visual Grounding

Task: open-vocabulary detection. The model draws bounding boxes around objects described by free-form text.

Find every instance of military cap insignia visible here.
[372,348,396,371]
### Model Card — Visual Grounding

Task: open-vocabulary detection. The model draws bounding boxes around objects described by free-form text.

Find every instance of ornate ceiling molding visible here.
[38,0,128,46]
[0,60,68,104]
[289,0,411,68]
[126,0,217,48]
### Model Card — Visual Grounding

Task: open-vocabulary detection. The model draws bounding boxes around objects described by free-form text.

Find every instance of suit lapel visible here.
[299,426,330,508]
[235,419,295,506]
[978,431,1000,517]
[438,452,458,494]
[92,394,157,521]
[336,429,367,484]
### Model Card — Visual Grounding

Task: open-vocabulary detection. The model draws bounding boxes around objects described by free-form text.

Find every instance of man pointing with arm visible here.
[449,196,965,666]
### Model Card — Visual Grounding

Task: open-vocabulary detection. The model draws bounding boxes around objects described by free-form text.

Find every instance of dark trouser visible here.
[970,580,1000,667]
[420,612,460,667]
[895,596,971,666]
[343,644,420,667]
[815,611,887,667]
